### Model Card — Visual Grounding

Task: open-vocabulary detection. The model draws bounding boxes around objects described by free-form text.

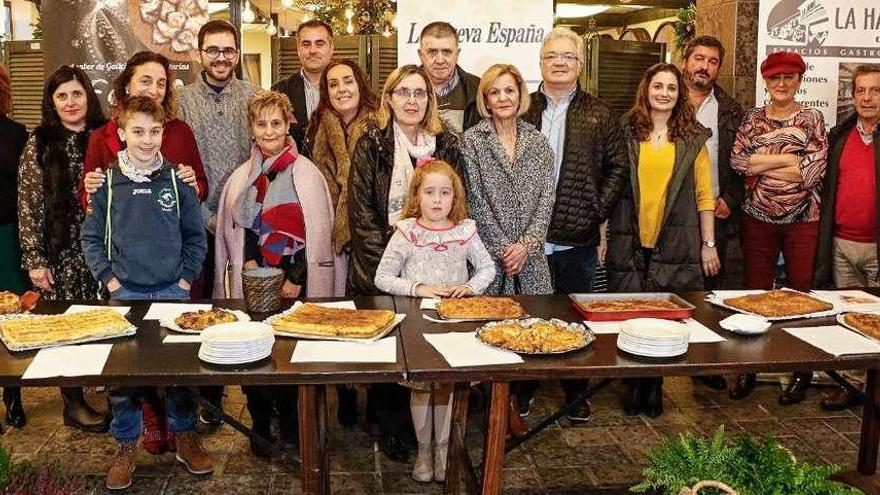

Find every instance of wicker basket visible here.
[678,481,738,495]
[242,267,285,313]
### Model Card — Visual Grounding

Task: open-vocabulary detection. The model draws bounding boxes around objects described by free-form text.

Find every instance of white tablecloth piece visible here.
[143,303,212,320]
[23,344,113,379]
[291,337,397,363]
[784,325,880,356]
[584,319,724,343]
[423,332,523,367]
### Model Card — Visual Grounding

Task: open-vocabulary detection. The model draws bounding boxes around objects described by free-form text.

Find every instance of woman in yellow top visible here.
[607,63,720,417]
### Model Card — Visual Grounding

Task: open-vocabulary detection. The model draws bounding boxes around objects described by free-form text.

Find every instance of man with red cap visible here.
[729,51,828,404]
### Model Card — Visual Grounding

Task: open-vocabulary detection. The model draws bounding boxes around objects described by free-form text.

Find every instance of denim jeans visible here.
[109,386,197,443]
[547,246,598,294]
[110,282,190,301]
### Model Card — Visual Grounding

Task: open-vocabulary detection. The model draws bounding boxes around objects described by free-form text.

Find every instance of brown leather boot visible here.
[175,432,214,475]
[821,387,863,411]
[61,387,108,433]
[106,441,137,490]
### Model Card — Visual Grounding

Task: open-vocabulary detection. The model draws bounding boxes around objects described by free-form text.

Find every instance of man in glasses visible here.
[517,26,629,423]
[177,19,260,426]
[417,21,480,133]
[272,20,334,151]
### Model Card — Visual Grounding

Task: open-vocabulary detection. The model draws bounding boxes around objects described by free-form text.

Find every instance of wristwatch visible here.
[702,239,716,248]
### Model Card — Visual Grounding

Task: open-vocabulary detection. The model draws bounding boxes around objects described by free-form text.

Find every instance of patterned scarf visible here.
[234,144,306,266]
[116,150,164,182]
[387,121,436,225]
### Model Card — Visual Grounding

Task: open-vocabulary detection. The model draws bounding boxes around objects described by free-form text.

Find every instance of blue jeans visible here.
[110,282,190,301]
[109,387,197,443]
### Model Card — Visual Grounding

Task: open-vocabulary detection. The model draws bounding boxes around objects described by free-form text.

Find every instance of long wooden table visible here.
[0,297,406,495]
[395,293,880,494]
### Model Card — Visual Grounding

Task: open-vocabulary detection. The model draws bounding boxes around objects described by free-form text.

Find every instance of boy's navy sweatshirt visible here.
[81,159,207,292]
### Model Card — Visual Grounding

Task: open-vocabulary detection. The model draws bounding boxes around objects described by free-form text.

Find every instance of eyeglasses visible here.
[392,88,429,100]
[201,47,239,60]
[542,52,580,64]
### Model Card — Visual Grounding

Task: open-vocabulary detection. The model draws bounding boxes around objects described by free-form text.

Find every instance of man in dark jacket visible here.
[681,35,745,394]
[271,20,334,150]
[814,65,880,410]
[417,21,481,133]
[518,27,629,424]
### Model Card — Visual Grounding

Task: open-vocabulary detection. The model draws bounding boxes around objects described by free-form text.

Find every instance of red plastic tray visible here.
[569,292,695,321]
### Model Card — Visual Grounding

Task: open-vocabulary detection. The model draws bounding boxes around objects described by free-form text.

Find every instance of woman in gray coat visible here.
[461,64,555,295]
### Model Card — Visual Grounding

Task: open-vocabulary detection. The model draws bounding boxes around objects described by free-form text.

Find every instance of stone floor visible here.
[1,377,867,494]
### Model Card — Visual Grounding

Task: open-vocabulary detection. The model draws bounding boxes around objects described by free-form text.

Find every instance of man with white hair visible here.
[518,26,629,423]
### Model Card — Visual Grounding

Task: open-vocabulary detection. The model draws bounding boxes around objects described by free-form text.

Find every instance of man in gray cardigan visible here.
[177,19,260,424]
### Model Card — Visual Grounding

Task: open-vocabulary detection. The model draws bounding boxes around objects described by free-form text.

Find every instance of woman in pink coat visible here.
[213,91,344,457]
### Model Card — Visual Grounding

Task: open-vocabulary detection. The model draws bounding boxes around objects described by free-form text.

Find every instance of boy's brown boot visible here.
[175,431,214,474]
[106,441,137,490]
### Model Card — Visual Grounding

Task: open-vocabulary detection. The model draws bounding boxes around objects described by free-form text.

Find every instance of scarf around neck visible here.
[116,150,164,182]
[234,143,306,266]
[388,121,437,225]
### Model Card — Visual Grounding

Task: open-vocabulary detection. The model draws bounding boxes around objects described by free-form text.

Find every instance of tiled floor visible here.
[3,377,866,494]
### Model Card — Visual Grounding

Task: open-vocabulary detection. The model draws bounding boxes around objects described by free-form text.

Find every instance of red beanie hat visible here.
[760,52,807,78]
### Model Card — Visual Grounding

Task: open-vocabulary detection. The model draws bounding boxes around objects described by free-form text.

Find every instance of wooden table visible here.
[0,297,406,495]
[396,293,880,494]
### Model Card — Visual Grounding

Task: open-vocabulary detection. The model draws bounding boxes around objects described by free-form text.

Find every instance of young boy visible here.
[80,95,211,490]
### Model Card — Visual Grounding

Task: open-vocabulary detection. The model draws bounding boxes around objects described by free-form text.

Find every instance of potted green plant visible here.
[632,426,863,495]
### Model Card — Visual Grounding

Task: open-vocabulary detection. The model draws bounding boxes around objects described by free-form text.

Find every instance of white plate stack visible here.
[617,318,690,358]
[198,322,275,365]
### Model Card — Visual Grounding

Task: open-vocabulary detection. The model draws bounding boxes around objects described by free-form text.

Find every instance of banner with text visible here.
[756,0,880,127]
[42,0,207,111]
[396,0,553,90]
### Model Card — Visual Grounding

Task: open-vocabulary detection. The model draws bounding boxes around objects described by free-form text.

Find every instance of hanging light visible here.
[266,19,277,35]
[280,0,294,9]
[241,0,256,23]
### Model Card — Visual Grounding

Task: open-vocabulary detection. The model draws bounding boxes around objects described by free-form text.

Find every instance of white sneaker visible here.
[412,444,433,482]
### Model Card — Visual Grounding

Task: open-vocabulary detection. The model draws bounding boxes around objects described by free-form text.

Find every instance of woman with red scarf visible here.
[213,90,343,457]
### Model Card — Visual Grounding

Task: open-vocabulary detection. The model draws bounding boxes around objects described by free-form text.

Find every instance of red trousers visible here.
[741,217,820,291]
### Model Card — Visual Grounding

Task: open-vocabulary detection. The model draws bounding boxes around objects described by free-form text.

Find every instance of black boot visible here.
[336,385,357,427]
[4,387,25,428]
[779,372,812,405]
[622,379,642,416]
[729,374,757,400]
[243,386,275,459]
[642,378,664,419]
[60,387,108,432]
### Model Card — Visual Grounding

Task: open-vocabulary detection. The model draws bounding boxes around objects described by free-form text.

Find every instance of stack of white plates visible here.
[198,322,275,365]
[617,318,690,358]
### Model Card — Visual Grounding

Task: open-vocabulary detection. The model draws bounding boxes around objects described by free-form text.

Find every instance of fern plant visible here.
[632,426,862,495]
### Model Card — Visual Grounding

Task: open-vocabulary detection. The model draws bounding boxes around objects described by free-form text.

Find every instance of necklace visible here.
[650,128,667,141]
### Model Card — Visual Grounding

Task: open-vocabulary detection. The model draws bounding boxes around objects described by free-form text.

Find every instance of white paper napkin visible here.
[143,303,212,320]
[812,290,880,313]
[423,332,523,367]
[64,305,131,316]
[420,298,440,310]
[163,334,202,344]
[22,344,113,379]
[291,337,397,363]
[784,325,880,356]
[585,319,724,343]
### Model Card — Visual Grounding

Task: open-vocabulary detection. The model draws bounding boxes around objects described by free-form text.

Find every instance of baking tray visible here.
[836,312,880,343]
[0,312,137,352]
[705,288,839,321]
[421,298,527,322]
[475,318,595,355]
[569,292,695,321]
[265,303,405,343]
